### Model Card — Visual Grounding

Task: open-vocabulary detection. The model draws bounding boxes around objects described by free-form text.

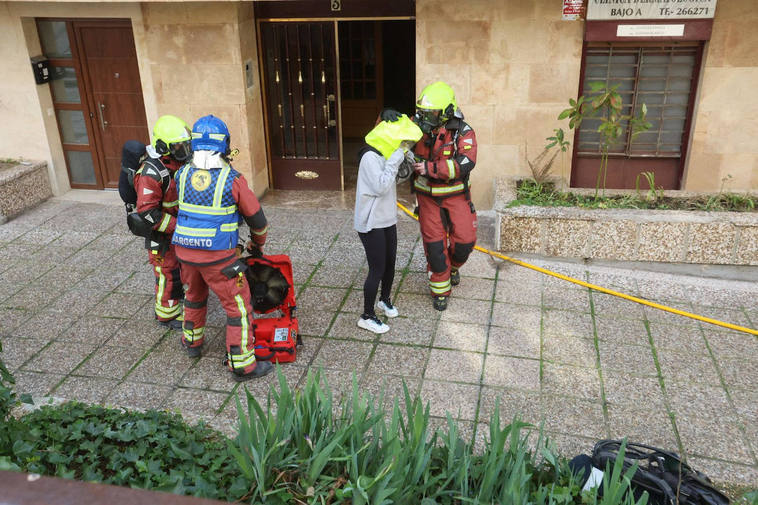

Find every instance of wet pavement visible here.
[0,190,756,487]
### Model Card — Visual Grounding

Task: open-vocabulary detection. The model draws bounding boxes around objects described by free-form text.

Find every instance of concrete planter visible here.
[494,178,758,266]
[0,160,52,224]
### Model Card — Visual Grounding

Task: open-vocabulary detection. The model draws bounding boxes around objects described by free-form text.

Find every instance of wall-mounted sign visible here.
[587,0,717,20]
[330,0,342,12]
[562,0,585,20]
[617,24,685,37]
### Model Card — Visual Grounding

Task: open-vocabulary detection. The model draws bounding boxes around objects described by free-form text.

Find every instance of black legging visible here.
[358,225,397,317]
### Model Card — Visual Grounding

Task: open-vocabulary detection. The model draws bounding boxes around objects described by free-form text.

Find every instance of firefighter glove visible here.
[380,108,402,122]
[246,241,263,258]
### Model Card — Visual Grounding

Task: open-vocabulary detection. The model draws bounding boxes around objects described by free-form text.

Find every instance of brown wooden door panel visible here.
[77,26,137,58]
[572,157,680,190]
[91,93,148,129]
[85,59,142,93]
[76,22,148,189]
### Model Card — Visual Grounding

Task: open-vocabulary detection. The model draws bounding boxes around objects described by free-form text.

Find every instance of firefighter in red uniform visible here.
[172,115,272,380]
[383,82,478,311]
[132,115,191,328]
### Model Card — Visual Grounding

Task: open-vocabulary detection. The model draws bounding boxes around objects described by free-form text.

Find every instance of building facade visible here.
[1,0,755,210]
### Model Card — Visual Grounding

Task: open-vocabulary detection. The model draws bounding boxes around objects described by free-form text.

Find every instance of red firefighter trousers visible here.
[180,256,258,374]
[148,246,183,322]
[417,192,478,297]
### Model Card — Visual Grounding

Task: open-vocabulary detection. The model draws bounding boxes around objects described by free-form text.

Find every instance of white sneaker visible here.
[357,315,389,334]
[377,299,399,318]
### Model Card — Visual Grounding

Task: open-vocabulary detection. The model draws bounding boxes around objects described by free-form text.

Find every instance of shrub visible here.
[0,400,247,500]
[0,358,654,505]
[510,179,757,212]
[230,370,648,505]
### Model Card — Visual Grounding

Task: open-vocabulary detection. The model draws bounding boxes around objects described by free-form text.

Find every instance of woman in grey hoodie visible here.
[354,116,422,334]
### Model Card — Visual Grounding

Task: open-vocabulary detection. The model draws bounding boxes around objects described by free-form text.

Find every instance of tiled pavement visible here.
[0,193,757,487]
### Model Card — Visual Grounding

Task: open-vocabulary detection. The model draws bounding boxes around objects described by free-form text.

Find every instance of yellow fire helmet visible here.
[364,114,423,159]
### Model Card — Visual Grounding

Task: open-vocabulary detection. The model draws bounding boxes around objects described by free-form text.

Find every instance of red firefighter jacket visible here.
[134,156,181,235]
[412,118,477,198]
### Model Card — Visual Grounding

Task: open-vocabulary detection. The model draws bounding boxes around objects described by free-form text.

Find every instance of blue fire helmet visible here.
[191,115,230,154]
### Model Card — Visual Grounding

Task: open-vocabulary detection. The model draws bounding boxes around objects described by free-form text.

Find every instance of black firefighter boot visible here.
[450,268,460,286]
[233,361,273,382]
[433,295,448,311]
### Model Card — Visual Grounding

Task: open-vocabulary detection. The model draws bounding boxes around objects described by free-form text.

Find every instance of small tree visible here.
[526,128,570,186]
[558,82,652,199]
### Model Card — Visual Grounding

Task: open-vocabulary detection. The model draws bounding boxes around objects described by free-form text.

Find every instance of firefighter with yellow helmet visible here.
[384,81,478,311]
[132,115,192,328]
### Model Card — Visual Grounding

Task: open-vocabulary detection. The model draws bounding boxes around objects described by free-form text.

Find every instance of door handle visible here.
[98,103,109,131]
[326,94,336,127]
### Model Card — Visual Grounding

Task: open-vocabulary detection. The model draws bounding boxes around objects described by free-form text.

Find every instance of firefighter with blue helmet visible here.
[172,114,272,381]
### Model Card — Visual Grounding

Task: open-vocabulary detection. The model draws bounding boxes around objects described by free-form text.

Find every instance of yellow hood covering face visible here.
[364,115,423,159]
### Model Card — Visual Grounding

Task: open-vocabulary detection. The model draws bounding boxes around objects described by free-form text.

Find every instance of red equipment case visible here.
[244,254,301,363]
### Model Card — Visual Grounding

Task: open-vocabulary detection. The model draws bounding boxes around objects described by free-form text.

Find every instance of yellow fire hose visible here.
[396,202,758,337]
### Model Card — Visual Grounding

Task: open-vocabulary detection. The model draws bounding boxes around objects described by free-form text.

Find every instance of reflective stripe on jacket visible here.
[172,161,240,251]
[412,119,477,197]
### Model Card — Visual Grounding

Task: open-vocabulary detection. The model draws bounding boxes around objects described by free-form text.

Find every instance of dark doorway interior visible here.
[340,20,415,189]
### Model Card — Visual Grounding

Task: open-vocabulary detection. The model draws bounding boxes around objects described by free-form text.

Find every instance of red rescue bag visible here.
[244,254,301,363]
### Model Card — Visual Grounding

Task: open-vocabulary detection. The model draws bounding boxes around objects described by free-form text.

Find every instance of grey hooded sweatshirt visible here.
[353,147,405,233]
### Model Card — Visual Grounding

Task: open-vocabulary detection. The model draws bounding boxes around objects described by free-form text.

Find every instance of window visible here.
[578,45,698,157]
[37,19,98,186]
[572,43,703,189]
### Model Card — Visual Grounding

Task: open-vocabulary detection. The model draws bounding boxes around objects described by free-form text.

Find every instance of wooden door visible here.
[259,22,342,190]
[339,21,383,139]
[75,21,149,188]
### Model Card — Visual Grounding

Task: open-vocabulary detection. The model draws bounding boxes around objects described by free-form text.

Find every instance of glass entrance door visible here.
[260,22,342,190]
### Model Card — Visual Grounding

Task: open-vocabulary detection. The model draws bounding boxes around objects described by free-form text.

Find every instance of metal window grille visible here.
[577,45,698,158]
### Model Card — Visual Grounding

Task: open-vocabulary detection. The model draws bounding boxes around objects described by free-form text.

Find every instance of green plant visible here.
[231,368,651,504]
[740,489,758,505]
[0,342,15,420]
[635,171,664,204]
[0,400,247,500]
[0,363,703,504]
[559,82,652,199]
[526,129,571,188]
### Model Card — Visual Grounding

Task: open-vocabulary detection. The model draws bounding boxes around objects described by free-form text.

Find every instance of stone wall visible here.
[495,179,758,266]
[415,0,583,210]
[0,2,70,195]
[1,0,756,206]
[683,0,758,193]
[415,0,758,207]
[141,1,268,194]
[0,161,52,223]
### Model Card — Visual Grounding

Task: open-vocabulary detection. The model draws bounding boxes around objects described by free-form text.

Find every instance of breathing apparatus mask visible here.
[414,108,443,135]
[167,140,192,162]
